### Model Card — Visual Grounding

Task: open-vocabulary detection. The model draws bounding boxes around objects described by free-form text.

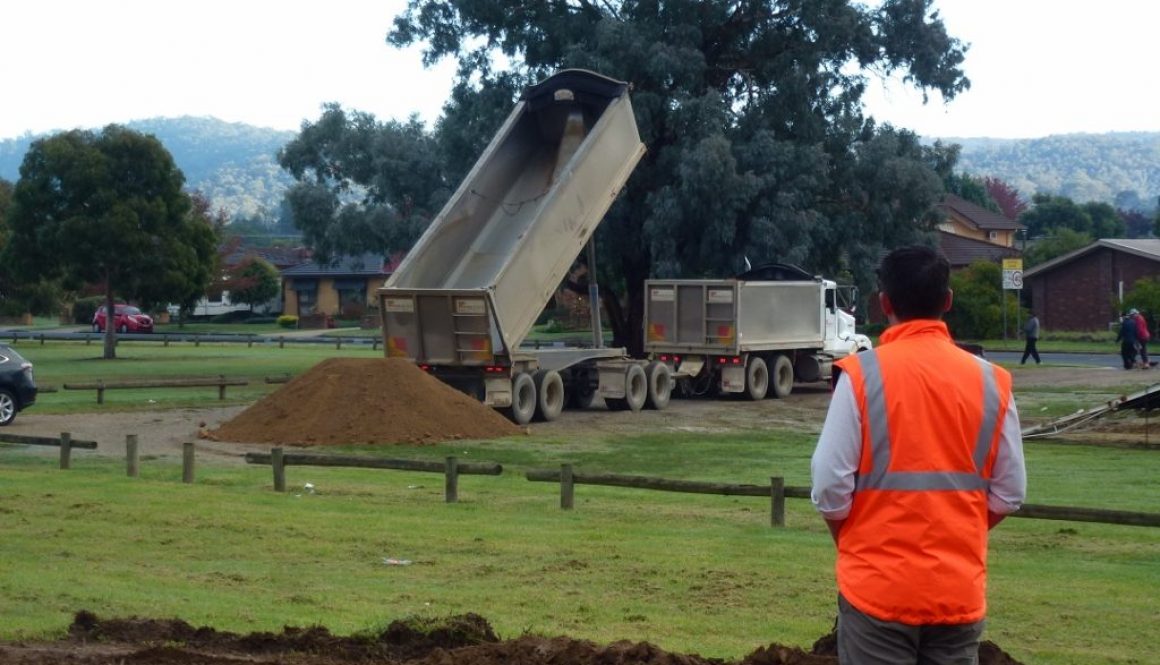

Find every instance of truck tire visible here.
[770,354,794,399]
[745,357,769,401]
[607,364,647,412]
[532,370,565,422]
[568,370,602,409]
[505,372,537,425]
[644,361,672,410]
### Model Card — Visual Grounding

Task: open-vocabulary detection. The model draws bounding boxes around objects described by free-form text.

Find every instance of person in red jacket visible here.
[811,245,1026,664]
[1133,309,1151,369]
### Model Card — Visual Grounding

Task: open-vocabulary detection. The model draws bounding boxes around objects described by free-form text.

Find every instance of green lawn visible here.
[0,352,1157,664]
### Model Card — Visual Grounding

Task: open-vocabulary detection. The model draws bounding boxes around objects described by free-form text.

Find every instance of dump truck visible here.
[379,69,672,424]
[644,263,872,400]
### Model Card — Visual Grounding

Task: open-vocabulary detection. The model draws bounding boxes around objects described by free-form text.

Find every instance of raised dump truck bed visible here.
[380,70,671,423]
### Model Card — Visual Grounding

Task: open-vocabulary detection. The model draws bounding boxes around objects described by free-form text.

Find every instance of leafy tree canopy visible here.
[226,256,281,310]
[277,105,449,264]
[382,0,971,350]
[1020,193,1125,241]
[1022,226,1091,268]
[944,260,1020,340]
[4,126,216,357]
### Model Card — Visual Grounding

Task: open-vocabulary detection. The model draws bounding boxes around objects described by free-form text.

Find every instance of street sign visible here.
[1002,258,1024,290]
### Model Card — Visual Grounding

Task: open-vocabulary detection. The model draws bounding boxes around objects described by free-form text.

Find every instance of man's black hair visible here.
[877,245,951,320]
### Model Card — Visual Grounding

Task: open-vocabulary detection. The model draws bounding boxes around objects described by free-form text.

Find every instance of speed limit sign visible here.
[1002,259,1023,290]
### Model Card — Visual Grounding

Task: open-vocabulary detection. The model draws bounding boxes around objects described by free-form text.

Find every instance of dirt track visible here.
[3,362,1151,460]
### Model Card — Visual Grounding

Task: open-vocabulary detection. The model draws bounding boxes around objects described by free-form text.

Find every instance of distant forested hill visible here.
[0,117,296,219]
[2,119,1157,219]
[950,132,1160,211]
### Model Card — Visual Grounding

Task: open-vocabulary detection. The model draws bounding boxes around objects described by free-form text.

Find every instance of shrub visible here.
[276,315,298,329]
[72,296,105,324]
[543,318,566,333]
[211,310,255,324]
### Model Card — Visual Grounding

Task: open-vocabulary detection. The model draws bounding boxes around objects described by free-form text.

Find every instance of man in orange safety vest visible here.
[811,245,1026,664]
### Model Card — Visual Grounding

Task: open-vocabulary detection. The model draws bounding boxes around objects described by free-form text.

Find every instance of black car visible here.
[0,344,37,426]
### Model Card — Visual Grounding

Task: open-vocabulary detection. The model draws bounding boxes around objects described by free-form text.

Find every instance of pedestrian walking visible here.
[1021,311,1040,365]
[1134,310,1151,369]
[811,245,1026,664]
[1117,311,1139,370]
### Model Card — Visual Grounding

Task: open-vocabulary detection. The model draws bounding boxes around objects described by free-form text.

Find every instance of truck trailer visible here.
[644,264,871,400]
[378,69,672,424]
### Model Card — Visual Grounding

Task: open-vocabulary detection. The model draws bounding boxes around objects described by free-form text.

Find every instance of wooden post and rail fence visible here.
[243,449,503,503]
[1,435,1157,528]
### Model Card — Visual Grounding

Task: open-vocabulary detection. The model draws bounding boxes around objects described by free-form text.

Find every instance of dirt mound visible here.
[0,611,1026,665]
[208,358,522,446]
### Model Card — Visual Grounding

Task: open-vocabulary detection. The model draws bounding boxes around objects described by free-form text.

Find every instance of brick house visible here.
[281,254,395,320]
[1023,239,1160,331]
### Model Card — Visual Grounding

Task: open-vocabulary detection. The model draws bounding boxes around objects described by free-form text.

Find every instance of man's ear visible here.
[943,289,954,313]
[879,291,894,317]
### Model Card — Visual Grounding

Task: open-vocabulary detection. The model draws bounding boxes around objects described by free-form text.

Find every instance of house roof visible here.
[938,194,1024,232]
[280,253,392,278]
[1025,238,1160,278]
[938,231,1022,268]
[224,246,311,269]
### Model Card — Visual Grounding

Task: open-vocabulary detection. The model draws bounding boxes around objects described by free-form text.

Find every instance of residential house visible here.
[1024,239,1160,331]
[281,253,395,320]
[936,194,1024,248]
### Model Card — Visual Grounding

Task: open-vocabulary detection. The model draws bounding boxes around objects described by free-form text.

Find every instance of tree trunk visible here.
[103,285,116,359]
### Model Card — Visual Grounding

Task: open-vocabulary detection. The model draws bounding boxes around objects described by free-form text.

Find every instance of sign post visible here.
[1002,258,1024,342]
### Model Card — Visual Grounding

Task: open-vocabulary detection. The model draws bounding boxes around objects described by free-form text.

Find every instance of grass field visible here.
[1,341,1158,665]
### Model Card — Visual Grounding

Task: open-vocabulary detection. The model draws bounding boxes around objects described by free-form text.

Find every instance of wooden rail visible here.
[244,449,503,503]
[526,467,1160,529]
[0,432,97,469]
[62,376,249,403]
[527,466,799,527]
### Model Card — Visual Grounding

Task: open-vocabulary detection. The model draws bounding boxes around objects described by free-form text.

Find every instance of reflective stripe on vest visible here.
[853,349,1000,492]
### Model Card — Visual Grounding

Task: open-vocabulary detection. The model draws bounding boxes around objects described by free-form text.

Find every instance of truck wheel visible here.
[644,361,672,410]
[607,364,647,412]
[770,354,794,399]
[568,370,602,409]
[0,389,16,426]
[745,357,769,401]
[505,372,537,425]
[532,370,565,422]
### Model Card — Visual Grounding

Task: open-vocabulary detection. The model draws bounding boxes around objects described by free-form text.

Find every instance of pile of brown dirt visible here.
[207,358,521,446]
[0,611,1027,665]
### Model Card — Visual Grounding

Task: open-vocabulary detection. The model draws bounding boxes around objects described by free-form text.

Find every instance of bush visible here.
[276,315,298,329]
[543,318,566,333]
[72,296,105,325]
[210,310,255,324]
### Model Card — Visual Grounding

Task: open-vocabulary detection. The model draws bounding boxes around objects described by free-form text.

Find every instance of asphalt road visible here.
[988,350,1123,368]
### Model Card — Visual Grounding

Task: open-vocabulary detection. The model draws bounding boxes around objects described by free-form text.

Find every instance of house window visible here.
[291,278,318,316]
[334,279,367,318]
[988,230,999,241]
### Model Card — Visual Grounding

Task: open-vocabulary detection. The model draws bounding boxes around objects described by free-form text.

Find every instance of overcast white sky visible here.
[1,0,1157,141]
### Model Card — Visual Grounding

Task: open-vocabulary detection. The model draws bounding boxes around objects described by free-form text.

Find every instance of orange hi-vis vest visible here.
[833,319,1012,625]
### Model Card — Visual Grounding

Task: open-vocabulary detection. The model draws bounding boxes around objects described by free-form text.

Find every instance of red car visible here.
[92,305,154,333]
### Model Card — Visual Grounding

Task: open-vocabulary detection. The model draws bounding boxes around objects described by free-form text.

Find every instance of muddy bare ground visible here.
[2,362,1152,460]
[0,612,1024,665]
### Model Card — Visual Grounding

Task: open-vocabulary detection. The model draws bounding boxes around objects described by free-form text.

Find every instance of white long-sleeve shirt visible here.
[811,373,1027,521]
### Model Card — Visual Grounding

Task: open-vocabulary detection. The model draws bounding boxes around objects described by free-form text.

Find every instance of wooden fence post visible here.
[279,336,285,349]
[770,476,785,527]
[164,335,170,347]
[40,334,45,345]
[561,464,574,510]
[59,432,72,470]
[272,447,286,492]
[182,442,195,483]
[218,375,226,401]
[126,434,139,477]
[445,456,459,503]
[336,337,342,350]
[97,380,105,405]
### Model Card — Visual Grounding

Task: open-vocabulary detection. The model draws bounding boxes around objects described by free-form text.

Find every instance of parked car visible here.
[0,344,37,426]
[92,304,154,333]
